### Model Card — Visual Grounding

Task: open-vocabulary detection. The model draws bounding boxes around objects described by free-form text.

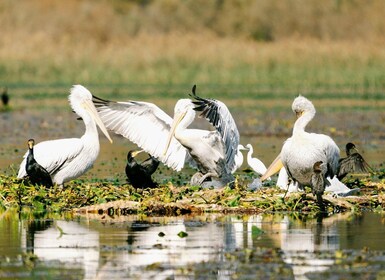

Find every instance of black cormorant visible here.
[311,161,329,212]
[338,142,372,180]
[25,139,54,188]
[125,150,159,188]
[1,87,9,106]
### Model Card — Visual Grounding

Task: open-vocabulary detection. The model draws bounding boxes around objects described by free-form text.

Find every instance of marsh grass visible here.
[1,1,385,98]
[3,37,385,96]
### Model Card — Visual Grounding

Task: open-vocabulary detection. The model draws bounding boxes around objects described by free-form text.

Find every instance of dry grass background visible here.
[1,0,385,97]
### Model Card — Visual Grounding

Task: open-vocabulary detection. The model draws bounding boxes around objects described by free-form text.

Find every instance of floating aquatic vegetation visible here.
[0,170,384,218]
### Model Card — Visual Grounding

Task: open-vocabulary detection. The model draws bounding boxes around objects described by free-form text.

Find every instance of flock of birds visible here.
[16,84,372,211]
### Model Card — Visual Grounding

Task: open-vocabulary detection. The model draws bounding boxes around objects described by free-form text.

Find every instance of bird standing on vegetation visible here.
[125,150,159,188]
[231,144,247,173]
[245,143,268,176]
[93,85,240,187]
[25,139,53,188]
[311,161,329,211]
[261,96,340,209]
[17,85,113,186]
[337,142,372,180]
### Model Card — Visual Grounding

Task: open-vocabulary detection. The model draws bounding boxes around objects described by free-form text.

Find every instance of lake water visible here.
[0,209,384,279]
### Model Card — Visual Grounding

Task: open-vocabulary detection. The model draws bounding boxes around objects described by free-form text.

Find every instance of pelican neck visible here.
[292,111,315,135]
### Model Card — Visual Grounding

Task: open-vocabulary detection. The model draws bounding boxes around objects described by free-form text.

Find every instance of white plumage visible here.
[281,96,339,187]
[232,144,247,173]
[245,143,268,176]
[93,85,240,185]
[17,85,112,185]
[262,95,340,191]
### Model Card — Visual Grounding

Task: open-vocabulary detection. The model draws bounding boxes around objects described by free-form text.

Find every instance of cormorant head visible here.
[127,150,143,161]
[345,142,357,156]
[313,161,325,174]
[28,139,35,150]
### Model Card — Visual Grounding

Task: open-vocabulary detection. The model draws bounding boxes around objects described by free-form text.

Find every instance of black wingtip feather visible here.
[192,85,197,96]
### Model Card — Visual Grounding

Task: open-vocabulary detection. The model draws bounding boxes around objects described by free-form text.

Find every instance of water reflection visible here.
[0,210,384,279]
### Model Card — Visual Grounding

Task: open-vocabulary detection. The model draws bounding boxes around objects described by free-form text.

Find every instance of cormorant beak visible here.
[261,153,284,181]
[163,111,186,156]
[132,150,144,157]
[82,99,113,143]
[28,139,34,149]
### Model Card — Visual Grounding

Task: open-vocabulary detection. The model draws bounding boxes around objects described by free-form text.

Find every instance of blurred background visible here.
[1,0,385,89]
[0,0,384,178]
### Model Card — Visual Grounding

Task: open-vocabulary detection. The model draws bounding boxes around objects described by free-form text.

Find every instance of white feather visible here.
[95,100,188,171]
[245,144,268,176]
[17,85,111,185]
[281,96,340,186]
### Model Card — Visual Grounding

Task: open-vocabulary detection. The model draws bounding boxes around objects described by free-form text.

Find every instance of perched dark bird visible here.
[125,150,159,188]
[1,87,9,106]
[311,161,329,212]
[25,139,54,188]
[338,142,372,180]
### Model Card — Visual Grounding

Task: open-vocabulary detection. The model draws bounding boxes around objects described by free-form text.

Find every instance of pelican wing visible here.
[190,85,240,171]
[18,138,85,178]
[93,96,188,171]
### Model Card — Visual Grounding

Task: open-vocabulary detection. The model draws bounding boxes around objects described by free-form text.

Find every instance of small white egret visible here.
[18,85,113,185]
[245,143,268,176]
[232,144,247,173]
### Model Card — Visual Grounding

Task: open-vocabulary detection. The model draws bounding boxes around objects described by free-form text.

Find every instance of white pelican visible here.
[245,143,268,176]
[93,85,239,187]
[261,96,340,205]
[17,85,113,185]
[232,144,247,173]
[337,142,372,180]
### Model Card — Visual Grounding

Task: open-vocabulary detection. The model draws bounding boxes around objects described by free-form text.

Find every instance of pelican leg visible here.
[190,172,204,186]
[282,177,292,200]
[198,172,217,185]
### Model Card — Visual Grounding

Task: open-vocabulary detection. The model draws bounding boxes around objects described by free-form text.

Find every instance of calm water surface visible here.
[0,210,384,279]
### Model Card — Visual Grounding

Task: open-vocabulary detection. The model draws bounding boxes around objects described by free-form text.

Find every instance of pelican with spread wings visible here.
[93,85,239,187]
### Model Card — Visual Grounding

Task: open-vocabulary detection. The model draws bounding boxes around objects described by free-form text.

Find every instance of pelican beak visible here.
[260,153,284,181]
[82,99,113,143]
[295,110,304,119]
[132,150,144,157]
[163,111,186,156]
